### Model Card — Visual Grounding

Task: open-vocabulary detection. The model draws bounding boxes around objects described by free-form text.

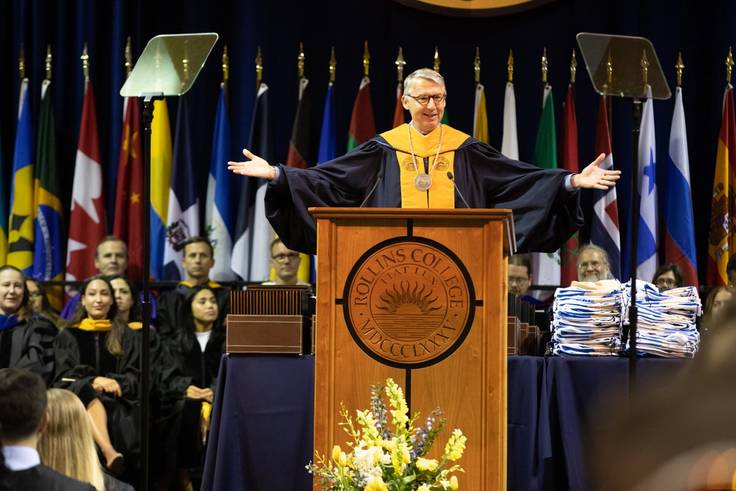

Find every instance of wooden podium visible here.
[311,208,515,490]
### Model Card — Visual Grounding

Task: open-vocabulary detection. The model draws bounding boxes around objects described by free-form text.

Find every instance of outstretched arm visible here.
[227,149,277,180]
[570,153,621,190]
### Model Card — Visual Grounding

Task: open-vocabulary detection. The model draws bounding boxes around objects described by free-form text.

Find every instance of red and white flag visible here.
[66,80,106,283]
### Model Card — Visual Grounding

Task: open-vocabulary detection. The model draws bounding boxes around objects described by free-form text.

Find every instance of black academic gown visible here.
[52,327,141,458]
[0,314,58,384]
[156,328,225,469]
[156,282,230,340]
[266,126,582,255]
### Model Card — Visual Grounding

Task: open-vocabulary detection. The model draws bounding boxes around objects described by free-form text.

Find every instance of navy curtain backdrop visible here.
[0,0,733,285]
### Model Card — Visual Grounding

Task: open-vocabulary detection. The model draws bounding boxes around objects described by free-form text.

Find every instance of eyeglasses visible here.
[405,94,446,106]
[272,253,300,262]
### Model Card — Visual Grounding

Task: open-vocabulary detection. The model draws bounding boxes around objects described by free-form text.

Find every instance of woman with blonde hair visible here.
[38,389,132,491]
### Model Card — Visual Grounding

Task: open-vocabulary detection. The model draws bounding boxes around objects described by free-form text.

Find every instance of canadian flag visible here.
[66,80,106,283]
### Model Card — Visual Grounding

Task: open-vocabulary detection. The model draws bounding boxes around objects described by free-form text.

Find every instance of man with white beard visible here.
[576,244,613,283]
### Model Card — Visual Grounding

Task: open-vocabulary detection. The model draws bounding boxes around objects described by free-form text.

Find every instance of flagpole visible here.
[627,50,649,393]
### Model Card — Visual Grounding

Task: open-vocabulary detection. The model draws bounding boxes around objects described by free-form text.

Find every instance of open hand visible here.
[227,149,277,180]
[572,153,621,190]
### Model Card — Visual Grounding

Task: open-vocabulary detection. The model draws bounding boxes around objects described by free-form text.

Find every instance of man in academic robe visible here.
[157,236,229,340]
[227,68,620,255]
[0,368,95,491]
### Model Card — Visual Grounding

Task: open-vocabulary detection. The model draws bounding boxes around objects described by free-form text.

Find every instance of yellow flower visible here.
[449,475,459,489]
[418,486,431,491]
[444,429,467,462]
[364,476,388,491]
[416,457,439,471]
[332,445,342,461]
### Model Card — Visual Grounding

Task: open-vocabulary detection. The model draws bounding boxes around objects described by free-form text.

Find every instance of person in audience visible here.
[25,278,61,324]
[62,237,130,320]
[263,238,310,286]
[108,275,141,327]
[53,275,140,476]
[0,368,95,491]
[157,236,229,340]
[652,263,684,291]
[158,286,225,490]
[508,254,532,297]
[576,244,613,282]
[0,266,57,382]
[701,286,736,333]
[38,388,133,491]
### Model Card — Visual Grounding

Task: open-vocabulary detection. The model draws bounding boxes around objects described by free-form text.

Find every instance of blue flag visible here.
[206,83,237,281]
[7,79,34,274]
[634,86,658,281]
[317,83,337,165]
[163,96,199,280]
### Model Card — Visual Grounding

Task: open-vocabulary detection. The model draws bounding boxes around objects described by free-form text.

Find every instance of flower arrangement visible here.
[307,378,467,490]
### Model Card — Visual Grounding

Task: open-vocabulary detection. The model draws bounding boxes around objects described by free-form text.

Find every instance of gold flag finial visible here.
[45,45,52,81]
[18,44,25,80]
[329,46,336,84]
[182,40,190,84]
[297,41,305,79]
[606,49,613,86]
[362,41,370,77]
[433,46,441,73]
[569,49,577,84]
[474,46,481,83]
[81,43,90,82]
[541,47,548,84]
[255,46,263,88]
[222,45,229,84]
[726,47,734,84]
[395,46,406,83]
[675,52,684,87]
[641,48,649,86]
[507,49,514,83]
[124,37,133,78]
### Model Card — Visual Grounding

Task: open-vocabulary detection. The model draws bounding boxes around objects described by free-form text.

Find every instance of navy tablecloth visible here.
[201,355,687,491]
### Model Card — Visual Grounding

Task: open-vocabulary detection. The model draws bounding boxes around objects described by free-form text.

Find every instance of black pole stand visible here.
[628,98,643,395]
[140,93,163,491]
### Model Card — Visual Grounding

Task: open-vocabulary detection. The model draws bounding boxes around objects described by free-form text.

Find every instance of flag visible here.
[473,82,489,144]
[707,86,736,286]
[664,86,698,287]
[205,83,237,281]
[232,83,275,281]
[318,83,337,164]
[392,83,405,129]
[163,96,199,280]
[283,77,313,283]
[7,79,34,273]
[502,81,519,160]
[590,96,621,279]
[558,83,578,285]
[347,76,375,151]
[150,99,173,280]
[531,86,561,290]
[33,78,64,309]
[635,86,658,282]
[66,80,107,283]
[113,97,144,281]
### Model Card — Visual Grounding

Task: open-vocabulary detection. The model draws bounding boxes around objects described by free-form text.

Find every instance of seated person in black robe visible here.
[157,237,229,340]
[0,266,57,383]
[0,368,95,491]
[157,286,225,490]
[52,275,139,475]
[262,237,311,287]
[227,68,621,255]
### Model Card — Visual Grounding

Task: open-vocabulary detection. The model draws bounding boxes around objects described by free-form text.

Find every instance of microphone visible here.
[447,171,471,208]
[359,165,385,208]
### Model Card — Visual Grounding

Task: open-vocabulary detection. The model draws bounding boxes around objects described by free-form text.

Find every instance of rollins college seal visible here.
[343,237,475,368]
